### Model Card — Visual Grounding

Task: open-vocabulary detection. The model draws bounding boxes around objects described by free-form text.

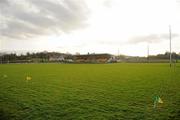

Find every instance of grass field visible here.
[0,63,180,120]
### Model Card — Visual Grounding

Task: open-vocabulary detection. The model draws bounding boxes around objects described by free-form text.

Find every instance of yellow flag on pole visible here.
[26,76,32,81]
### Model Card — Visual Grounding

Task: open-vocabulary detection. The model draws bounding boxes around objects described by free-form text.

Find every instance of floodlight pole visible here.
[147,44,149,63]
[118,48,119,56]
[169,25,172,67]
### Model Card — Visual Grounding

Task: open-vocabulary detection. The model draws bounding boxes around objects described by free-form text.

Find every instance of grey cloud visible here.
[0,0,89,40]
[128,34,179,44]
[0,0,9,11]
[0,0,8,5]
[1,19,47,39]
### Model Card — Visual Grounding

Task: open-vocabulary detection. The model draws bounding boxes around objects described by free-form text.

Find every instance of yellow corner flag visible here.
[26,76,32,81]
[153,96,163,108]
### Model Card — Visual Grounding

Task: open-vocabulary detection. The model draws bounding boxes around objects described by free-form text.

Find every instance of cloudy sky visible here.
[0,0,180,56]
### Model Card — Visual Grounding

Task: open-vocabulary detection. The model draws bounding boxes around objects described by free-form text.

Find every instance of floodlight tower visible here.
[169,25,172,67]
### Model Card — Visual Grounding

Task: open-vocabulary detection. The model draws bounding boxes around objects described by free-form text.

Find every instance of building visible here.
[74,53,115,63]
[49,55,64,62]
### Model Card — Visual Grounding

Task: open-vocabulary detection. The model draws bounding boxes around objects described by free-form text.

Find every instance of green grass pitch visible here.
[0,63,180,120]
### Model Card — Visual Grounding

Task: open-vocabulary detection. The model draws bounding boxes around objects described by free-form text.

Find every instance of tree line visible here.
[0,52,72,63]
[0,51,180,63]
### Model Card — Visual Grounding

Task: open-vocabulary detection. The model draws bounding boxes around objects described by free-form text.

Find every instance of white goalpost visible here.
[169,25,172,67]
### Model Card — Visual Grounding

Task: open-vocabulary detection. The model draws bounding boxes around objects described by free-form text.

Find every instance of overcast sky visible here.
[0,0,180,56]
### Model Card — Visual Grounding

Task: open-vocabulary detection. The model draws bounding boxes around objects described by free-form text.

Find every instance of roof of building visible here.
[74,53,112,57]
